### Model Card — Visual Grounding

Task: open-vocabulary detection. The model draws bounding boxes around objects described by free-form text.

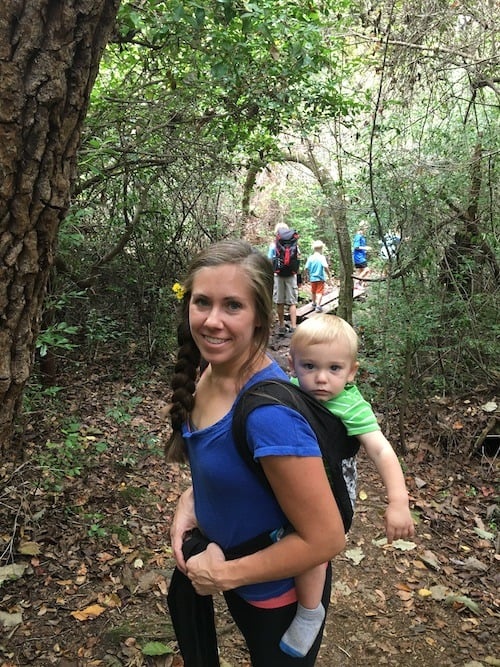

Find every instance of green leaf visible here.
[473,527,495,540]
[445,594,480,615]
[141,641,174,656]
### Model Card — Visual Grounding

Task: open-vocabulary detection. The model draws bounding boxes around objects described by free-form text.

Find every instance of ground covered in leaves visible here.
[0,343,498,667]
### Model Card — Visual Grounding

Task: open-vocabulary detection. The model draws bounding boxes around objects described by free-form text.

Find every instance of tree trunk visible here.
[0,0,120,453]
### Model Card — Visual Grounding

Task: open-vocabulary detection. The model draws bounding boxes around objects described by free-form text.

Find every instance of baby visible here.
[278,314,414,658]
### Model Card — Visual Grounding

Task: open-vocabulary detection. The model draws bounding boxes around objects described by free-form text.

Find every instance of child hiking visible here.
[275,314,414,658]
[303,240,331,312]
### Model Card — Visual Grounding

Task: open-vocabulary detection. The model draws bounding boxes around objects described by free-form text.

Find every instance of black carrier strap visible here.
[232,380,360,533]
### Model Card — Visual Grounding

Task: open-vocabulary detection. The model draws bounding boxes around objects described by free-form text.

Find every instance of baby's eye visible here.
[329,365,341,372]
[303,363,315,370]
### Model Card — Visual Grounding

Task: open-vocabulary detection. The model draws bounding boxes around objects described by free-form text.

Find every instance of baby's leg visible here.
[280,565,326,658]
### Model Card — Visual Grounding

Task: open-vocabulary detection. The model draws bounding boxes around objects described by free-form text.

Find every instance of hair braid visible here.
[165,301,201,462]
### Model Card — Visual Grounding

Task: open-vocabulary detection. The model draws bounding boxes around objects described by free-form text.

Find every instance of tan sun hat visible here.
[312,240,324,250]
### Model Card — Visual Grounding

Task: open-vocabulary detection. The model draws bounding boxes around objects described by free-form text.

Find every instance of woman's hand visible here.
[185,542,227,596]
[170,486,197,573]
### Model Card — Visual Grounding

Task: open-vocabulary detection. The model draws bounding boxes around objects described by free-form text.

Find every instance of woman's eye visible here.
[227,300,242,311]
[193,296,210,307]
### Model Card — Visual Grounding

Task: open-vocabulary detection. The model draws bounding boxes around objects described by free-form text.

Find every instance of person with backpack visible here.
[268,223,300,335]
[272,314,414,658]
[165,239,346,667]
[303,240,331,312]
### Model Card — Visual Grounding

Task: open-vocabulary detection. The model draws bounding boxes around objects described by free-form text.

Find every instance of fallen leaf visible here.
[473,527,495,540]
[70,604,106,621]
[392,539,417,551]
[397,589,413,601]
[18,541,41,556]
[429,585,452,600]
[419,549,441,570]
[345,547,365,565]
[445,594,480,615]
[358,490,368,501]
[0,610,23,627]
[418,588,432,597]
[463,556,488,572]
[0,562,27,584]
[141,641,174,656]
[481,401,497,412]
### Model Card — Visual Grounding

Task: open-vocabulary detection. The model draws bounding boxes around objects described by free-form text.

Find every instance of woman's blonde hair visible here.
[290,315,359,362]
[165,239,274,462]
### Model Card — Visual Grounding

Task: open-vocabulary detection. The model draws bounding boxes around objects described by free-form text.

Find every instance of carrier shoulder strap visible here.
[232,379,359,532]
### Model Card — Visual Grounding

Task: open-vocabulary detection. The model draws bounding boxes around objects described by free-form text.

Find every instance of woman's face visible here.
[189,264,261,371]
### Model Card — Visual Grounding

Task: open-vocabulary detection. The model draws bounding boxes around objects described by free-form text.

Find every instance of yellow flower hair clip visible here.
[172,282,185,301]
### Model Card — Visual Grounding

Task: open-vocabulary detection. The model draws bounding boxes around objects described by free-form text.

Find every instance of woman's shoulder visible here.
[243,359,288,391]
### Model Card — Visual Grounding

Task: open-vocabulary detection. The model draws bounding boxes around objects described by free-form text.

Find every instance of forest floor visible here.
[0,330,499,667]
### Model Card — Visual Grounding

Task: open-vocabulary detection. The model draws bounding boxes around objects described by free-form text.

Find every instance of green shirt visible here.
[290,378,379,436]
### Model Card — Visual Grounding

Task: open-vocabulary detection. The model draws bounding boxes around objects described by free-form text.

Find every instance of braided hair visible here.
[166,239,274,462]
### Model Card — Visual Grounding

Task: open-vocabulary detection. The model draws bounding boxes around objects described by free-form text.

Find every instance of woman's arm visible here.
[185,455,345,595]
[170,486,198,573]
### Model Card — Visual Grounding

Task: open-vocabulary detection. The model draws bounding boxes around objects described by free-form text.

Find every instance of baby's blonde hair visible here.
[290,315,359,362]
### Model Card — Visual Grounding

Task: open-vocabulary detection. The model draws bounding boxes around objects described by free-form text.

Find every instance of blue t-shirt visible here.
[305,253,328,282]
[353,232,367,265]
[182,361,322,601]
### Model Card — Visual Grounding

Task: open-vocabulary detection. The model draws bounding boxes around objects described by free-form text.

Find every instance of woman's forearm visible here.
[170,485,197,572]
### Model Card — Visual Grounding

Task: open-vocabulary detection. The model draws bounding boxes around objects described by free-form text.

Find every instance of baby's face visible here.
[290,340,358,402]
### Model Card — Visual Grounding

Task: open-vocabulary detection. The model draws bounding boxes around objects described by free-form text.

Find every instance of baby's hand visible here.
[384,501,415,543]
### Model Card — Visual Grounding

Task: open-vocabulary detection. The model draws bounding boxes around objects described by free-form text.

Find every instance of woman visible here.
[166,239,345,666]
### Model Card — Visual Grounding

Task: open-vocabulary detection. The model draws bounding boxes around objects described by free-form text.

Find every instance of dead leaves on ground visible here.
[0,362,498,666]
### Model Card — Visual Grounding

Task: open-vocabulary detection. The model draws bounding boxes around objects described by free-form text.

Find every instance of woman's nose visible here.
[204,307,223,326]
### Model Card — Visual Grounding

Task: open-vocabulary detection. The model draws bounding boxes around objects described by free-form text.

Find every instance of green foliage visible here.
[141,641,174,657]
[36,322,79,357]
[84,512,108,538]
[84,308,130,360]
[36,423,109,492]
[106,394,143,425]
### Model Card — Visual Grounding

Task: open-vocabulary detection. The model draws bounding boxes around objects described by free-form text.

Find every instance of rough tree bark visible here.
[0,0,120,453]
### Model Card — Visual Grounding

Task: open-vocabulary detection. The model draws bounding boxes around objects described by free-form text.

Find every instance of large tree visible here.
[0,0,120,452]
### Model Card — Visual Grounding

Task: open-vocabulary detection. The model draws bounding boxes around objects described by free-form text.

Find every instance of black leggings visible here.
[224,563,332,667]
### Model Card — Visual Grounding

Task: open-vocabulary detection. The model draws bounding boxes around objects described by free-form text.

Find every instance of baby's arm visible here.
[358,431,414,542]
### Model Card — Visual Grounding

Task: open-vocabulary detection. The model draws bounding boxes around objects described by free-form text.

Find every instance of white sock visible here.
[279,602,325,658]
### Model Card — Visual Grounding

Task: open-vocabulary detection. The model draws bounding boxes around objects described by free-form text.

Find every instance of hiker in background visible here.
[352,220,371,287]
[268,223,300,335]
[166,239,345,667]
[303,240,331,312]
[379,230,401,261]
[274,315,414,658]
